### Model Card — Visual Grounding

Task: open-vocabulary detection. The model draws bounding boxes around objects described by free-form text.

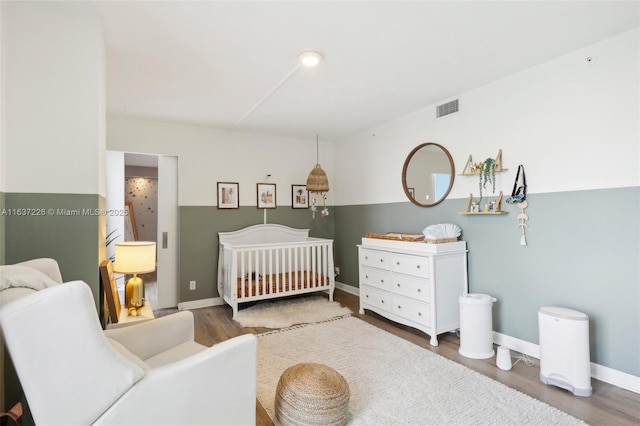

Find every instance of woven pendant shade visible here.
[306,164,329,193]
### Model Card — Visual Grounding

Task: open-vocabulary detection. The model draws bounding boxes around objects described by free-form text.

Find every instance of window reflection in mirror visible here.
[402,143,455,207]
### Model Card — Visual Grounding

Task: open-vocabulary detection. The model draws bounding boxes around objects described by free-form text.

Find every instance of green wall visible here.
[333,188,639,377]
[179,206,334,302]
[3,193,102,307]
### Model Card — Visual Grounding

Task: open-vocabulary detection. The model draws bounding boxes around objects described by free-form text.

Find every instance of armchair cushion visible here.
[106,338,150,372]
[12,258,64,284]
[0,265,59,291]
[0,258,63,306]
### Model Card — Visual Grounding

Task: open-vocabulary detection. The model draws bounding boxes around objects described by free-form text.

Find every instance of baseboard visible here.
[493,331,640,394]
[178,297,223,311]
[493,331,540,359]
[335,281,358,296]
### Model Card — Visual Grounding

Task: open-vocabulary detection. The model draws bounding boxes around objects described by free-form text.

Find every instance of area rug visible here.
[234,295,352,328]
[257,316,585,425]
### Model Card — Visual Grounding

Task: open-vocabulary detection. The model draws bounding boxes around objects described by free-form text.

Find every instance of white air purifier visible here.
[538,307,592,397]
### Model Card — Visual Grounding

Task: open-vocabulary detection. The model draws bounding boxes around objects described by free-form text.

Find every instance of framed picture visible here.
[217,182,239,209]
[292,185,309,209]
[257,183,276,209]
[99,259,121,327]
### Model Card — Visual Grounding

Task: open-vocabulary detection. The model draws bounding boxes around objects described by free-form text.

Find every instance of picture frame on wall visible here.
[292,185,309,209]
[257,183,276,209]
[217,182,239,209]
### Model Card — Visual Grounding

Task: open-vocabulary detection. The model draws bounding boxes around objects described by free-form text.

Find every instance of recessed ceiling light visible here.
[298,51,322,68]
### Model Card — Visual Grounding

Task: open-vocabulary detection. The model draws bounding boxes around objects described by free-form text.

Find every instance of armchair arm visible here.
[94,334,257,426]
[104,311,195,360]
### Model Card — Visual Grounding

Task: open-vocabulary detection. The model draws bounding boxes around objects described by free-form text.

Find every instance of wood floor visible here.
[158,289,640,425]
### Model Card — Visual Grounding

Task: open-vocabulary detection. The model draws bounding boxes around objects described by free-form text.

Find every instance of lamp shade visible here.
[114,242,156,274]
[306,164,330,193]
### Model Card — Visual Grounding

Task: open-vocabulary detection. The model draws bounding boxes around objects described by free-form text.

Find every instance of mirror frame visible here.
[402,142,455,207]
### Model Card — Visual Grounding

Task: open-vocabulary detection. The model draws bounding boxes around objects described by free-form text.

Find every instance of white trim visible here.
[335,281,358,296]
[590,362,640,394]
[178,297,223,311]
[493,331,540,359]
[493,332,640,394]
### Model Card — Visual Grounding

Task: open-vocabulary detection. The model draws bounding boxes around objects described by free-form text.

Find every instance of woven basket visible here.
[275,363,350,426]
[425,237,458,244]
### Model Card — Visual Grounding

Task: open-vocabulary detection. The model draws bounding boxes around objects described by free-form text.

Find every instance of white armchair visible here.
[0,280,257,425]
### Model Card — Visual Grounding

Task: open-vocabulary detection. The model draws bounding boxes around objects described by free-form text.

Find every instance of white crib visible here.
[218,224,335,319]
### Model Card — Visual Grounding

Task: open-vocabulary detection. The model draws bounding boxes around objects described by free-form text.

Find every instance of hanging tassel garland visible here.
[520,233,527,246]
[516,200,529,246]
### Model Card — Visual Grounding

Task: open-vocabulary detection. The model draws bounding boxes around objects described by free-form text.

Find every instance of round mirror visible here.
[402,142,455,207]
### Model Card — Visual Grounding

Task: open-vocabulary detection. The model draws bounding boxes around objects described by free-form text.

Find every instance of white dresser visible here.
[358,238,468,346]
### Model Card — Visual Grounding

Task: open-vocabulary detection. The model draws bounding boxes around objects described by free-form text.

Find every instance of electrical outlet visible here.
[189,280,196,290]
[334,267,340,276]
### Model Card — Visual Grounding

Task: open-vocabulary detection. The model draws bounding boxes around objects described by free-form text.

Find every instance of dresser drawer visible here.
[392,253,430,278]
[360,249,392,270]
[361,285,391,312]
[393,295,431,327]
[361,267,391,291]
[392,275,430,302]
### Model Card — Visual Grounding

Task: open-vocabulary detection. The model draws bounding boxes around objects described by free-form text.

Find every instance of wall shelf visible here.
[458,192,508,215]
[459,149,508,176]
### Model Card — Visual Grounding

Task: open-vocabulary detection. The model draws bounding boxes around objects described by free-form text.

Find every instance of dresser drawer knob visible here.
[416,265,421,269]
[396,283,401,287]
[417,288,421,293]
[380,258,384,263]
[381,300,385,304]
[365,294,369,298]
[397,305,402,309]
[397,261,400,265]
[418,312,422,316]
[380,279,384,283]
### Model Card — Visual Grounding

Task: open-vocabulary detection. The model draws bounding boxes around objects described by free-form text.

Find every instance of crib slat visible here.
[261,249,265,296]
[272,248,277,294]
[322,244,327,286]
[286,247,291,292]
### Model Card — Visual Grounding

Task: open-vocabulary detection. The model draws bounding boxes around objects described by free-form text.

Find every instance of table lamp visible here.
[114,241,156,316]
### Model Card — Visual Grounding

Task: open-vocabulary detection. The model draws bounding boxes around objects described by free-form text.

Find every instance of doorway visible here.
[106,151,178,310]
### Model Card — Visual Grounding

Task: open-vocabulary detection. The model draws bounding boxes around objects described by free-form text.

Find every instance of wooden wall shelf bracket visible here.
[459,191,508,215]
[459,149,509,176]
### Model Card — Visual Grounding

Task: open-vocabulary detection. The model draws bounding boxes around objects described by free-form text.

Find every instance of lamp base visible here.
[125,275,145,316]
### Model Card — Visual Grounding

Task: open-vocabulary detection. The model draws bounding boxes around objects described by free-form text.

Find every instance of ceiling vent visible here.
[436,99,459,118]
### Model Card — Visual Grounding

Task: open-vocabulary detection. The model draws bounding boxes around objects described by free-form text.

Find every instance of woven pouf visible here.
[275,363,350,426]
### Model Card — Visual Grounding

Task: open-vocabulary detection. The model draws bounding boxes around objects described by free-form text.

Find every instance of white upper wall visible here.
[0,1,6,193]
[334,28,639,206]
[4,1,105,195]
[107,115,335,207]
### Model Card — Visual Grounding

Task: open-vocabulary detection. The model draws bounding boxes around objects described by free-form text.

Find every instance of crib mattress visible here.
[236,271,329,297]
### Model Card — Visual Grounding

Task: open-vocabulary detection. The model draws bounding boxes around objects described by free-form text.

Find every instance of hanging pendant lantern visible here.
[306,135,329,218]
[306,135,329,193]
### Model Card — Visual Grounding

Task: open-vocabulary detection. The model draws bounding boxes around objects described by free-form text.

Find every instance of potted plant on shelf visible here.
[478,158,497,201]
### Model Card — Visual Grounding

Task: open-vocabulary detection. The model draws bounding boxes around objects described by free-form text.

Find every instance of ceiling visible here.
[96,1,639,142]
